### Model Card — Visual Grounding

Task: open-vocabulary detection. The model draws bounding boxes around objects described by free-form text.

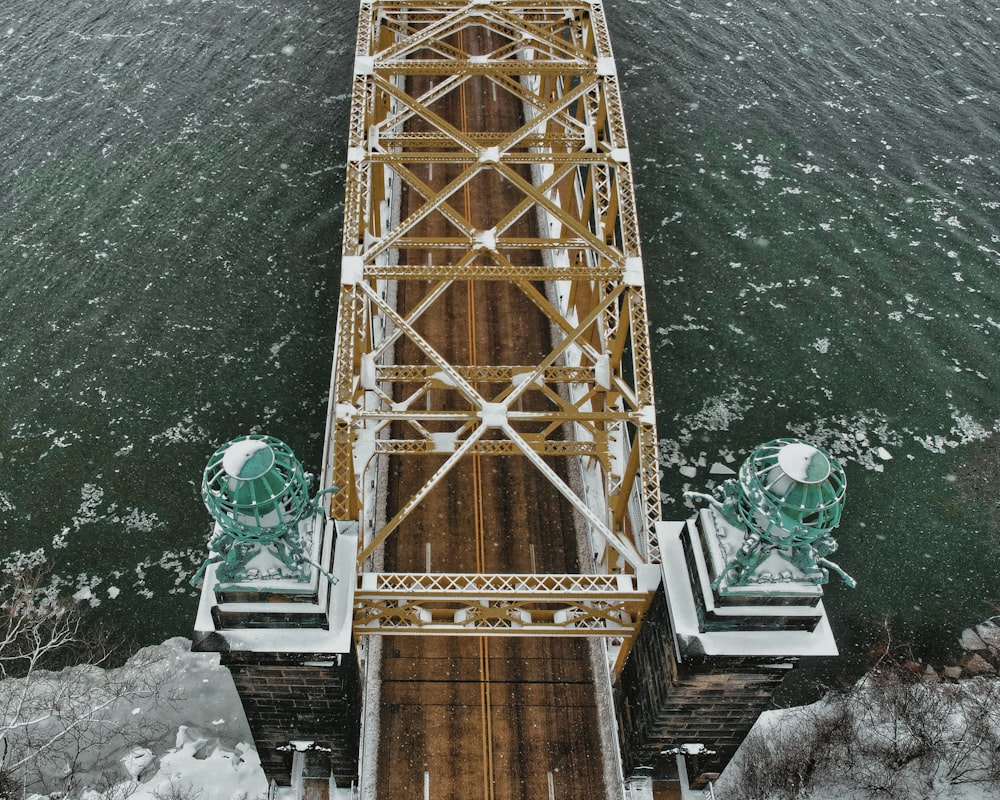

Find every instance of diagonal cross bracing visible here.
[324,0,663,647]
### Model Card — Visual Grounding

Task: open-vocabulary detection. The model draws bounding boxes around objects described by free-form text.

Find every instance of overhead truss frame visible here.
[325,0,663,658]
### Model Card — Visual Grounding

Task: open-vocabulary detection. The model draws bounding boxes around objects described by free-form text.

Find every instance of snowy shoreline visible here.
[7,628,1000,800]
[3,638,268,800]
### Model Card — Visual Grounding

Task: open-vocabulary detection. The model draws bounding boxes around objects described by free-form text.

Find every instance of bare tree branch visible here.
[0,566,177,794]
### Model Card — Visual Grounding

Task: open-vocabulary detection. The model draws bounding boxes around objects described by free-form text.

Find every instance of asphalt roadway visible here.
[374,24,613,800]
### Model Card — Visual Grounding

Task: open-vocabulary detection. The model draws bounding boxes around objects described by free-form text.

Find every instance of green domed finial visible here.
[685,438,855,590]
[194,434,315,587]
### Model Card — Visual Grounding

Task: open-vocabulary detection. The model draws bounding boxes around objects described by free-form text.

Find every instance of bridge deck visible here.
[375,22,612,800]
[326,2,666,795]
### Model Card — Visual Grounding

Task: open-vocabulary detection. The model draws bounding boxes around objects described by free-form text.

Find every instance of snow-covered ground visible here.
[7,638,268,800]
[111,727,264,800]
[715,669,1000,800]
[7,637,1000,800]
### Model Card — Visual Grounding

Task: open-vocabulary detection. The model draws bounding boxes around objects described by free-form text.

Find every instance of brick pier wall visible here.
[221,649,362,788]
[616,584,679,777]
[616,585,793,786]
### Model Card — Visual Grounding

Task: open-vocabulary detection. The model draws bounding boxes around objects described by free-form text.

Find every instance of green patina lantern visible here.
[202,435,312,543]
[193,435,315,587]
[732,439,846,548]
[687,438,855,589]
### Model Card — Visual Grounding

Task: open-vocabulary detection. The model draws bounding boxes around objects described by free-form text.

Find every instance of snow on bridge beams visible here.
[324,0,663,652]
[355,571,658,625]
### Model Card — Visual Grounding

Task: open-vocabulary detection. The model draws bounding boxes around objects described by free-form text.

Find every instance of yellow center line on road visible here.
[460,27,495,800]
[469,281,495,800]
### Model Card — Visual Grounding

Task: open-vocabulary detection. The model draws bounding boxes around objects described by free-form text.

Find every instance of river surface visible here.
[1,0,998,699]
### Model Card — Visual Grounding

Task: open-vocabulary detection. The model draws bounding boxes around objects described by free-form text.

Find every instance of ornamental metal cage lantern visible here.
[202,435,312,543]
[733,439,846,548]
[189,434,324,588]
[686,438,855,589]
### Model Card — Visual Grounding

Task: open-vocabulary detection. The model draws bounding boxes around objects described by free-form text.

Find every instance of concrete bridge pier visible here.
[190,475,363,796]
[616,508,842,789]
[221,648,361,790]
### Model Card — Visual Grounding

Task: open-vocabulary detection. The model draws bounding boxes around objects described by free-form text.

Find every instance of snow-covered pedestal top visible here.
[704,507,825,600]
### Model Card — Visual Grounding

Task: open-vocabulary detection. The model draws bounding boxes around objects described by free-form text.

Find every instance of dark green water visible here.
[1,0,998,697]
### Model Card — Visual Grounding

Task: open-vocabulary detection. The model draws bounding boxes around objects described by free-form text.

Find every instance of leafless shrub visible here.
[0,566,177,796]
[152,776,203,800]
[718,661,1000,800]
[719,699,849,800]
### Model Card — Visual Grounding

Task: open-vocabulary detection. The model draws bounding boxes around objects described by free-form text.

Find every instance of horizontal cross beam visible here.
[354,572,654,636]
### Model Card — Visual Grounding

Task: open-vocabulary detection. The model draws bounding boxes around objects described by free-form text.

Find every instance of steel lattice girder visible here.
[354,570,657,672]
[354,573,653,633]
[325,0,663,640]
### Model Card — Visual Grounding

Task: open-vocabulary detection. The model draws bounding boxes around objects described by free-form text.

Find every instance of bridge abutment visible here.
[190,509,362,793]
[617,588,794,785]
[616,513,841,789]
[220,648,362,788]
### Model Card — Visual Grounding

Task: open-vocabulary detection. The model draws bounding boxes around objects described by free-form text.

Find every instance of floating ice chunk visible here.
[710,463,736,476]
[679,465,698,478]
[73,586,93,602]
[877,447,892,461]
[53,526,71,549]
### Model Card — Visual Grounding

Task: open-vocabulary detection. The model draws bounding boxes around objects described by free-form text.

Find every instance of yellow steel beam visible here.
[374,440,602,458]
[331,0,664,643]
[369,60,594,76]
[355,572,653,636]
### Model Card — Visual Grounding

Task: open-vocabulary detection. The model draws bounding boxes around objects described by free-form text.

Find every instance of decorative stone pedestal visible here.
[616,518,839,788]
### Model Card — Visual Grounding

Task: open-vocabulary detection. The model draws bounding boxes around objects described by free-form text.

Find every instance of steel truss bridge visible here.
[327,0,663,673]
